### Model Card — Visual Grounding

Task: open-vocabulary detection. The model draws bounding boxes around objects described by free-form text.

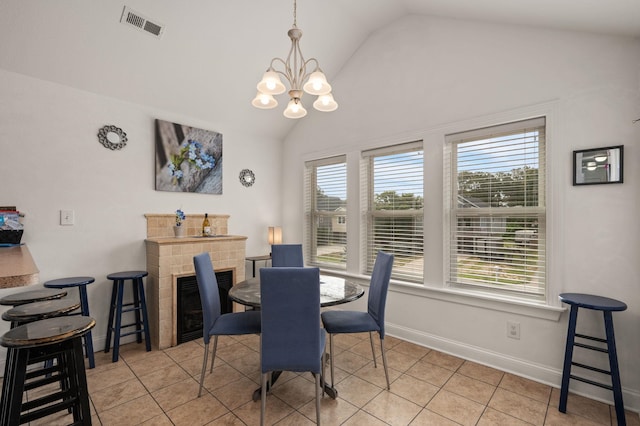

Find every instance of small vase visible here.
[174,225,185,238]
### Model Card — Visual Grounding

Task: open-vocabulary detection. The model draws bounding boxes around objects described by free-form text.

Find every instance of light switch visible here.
[60,210,75,226]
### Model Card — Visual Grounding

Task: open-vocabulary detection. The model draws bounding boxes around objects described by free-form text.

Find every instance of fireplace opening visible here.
[176,270,233,344]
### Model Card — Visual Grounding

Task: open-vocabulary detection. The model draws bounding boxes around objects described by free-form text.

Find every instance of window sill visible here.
[321,269,565,321]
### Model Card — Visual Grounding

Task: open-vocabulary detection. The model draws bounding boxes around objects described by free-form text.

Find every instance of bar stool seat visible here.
[44,276,96,368]
[2,299,81,328]
[559,293,627,425]
[104,271,151,362]
[0,316,95,425]
[0,288,67,306]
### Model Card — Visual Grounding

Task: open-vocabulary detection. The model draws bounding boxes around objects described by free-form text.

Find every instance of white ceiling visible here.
[0,0,638,140]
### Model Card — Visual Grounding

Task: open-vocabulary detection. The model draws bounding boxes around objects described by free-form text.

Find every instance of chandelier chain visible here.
[293,0,297,28]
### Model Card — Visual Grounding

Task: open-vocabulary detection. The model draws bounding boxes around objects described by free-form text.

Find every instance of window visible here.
[304,156,347,269]
[362,142,424,282]
[445,117,546,300]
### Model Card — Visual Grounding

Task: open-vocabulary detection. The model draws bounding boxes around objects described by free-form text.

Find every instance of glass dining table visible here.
[228,274,365,400]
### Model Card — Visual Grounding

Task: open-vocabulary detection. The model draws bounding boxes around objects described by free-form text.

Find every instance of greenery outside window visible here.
[361,141,424,282]
[445,117,546,300]
[304,156,347,269]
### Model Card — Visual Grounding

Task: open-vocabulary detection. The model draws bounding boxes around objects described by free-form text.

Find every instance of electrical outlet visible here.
[507,321,520,340]
[60,209,75,226]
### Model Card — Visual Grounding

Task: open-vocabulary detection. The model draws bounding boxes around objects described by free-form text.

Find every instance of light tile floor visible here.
[18,333,640,425]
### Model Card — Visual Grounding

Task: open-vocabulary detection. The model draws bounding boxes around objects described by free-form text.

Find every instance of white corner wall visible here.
[283,15,640,409]
[0,69,282,355]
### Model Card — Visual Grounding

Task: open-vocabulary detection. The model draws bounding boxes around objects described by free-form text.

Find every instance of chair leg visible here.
[321,343,326,397]
[560,305,579,413]
[329,334,335,388]
[603,311,625,425]
[379,336,390,390]
[261,372,268,426]
[209,336,218,374]
[198,342,210,397]
[315,373,321,425]
[369,331,378,368]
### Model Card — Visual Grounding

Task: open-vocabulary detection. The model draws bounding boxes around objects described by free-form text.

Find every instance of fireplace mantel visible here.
[144,214,246,349]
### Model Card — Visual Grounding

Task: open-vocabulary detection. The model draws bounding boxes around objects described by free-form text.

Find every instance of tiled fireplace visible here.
[144,213,246,349]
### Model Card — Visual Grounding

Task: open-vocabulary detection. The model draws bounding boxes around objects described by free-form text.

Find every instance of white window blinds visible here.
[445,117,546,299]
[304,156,347,269]
[362,141,424,282]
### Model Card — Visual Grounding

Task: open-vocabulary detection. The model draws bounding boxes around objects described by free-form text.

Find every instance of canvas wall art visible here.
[155,119,223,194]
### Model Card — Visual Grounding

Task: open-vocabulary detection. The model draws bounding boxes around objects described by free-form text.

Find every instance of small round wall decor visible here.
[239,169,255,187]
[98,125,128,150]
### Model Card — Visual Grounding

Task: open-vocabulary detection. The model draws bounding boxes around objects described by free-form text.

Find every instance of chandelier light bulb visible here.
[257,71,286,95]
[303,71,331,95]
[283,99,307,119]
[313,93,338,112]
[251,92,278,109]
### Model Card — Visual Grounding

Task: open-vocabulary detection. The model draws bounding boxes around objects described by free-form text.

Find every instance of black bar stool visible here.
[0,288,67,306]
[559,293,627,425]
[2,299,81,328]
[44,276,96,368]
[104,270,151,362]
[0,316,95,425]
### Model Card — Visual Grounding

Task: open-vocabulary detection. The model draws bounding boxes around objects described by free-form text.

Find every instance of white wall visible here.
[283,15,640,409]
[0,69,282,352]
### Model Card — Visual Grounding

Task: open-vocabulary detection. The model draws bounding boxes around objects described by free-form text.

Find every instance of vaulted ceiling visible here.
[1,0,638,140]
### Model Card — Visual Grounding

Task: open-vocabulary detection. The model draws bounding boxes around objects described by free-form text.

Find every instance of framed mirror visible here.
[97,125,127,150]
[239,169,255,187]
[573,145,623,186]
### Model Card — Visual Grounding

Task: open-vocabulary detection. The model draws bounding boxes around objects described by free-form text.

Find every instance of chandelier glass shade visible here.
[251,0,338,119]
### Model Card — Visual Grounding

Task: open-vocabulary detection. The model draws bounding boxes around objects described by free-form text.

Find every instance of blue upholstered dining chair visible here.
[260,267,326,426]
[321,251,394,390]
[271,244,304,267]
[193,253,261,397]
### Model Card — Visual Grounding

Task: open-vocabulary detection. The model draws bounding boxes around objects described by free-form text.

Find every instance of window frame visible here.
[304,155,348,270]
[444,117,547,302]
[361,141,425,282]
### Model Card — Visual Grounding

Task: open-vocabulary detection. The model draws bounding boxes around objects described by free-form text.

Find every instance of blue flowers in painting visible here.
[168,139,216,184]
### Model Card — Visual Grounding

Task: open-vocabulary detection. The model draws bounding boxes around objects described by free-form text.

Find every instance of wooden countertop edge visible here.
[0,245,40,288]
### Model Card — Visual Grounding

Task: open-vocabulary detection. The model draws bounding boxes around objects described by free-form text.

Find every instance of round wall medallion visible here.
[239,169,255,187]
[98,125,127,150]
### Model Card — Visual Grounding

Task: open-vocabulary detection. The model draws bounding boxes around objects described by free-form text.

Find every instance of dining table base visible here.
[251,371,339,401]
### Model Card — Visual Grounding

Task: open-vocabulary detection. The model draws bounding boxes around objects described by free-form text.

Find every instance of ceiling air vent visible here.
[120,6,165,38]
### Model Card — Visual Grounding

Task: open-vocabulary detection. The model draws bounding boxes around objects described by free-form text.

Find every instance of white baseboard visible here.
[386,322,640,413]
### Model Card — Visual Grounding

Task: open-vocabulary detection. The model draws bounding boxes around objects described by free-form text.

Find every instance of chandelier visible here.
[251,0,338,119]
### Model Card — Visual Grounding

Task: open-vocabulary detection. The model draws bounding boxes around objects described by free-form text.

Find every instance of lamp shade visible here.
[313,93,338,112]
[303,71,331,95]
[251,92,278,109]
[268,226,282,245]
[257,71,286,95]
[283,99,307,119]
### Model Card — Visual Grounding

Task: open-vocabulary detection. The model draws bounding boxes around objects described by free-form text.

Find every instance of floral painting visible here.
[155,119,222,193]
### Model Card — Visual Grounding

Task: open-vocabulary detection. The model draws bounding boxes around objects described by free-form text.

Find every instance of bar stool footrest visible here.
[574,341,608,353]
[110,321,146,331]
[571,361,611,376]
[118,329,147,338]
[574,332,606,343]
[21,396,78,424]
[24,372,65,391]
[569,374,613,391]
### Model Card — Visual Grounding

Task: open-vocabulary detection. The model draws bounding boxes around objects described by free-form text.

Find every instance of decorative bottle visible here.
[202,213,211,236]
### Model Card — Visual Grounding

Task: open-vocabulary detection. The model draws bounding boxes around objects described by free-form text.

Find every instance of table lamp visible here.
[268,226,282,246]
